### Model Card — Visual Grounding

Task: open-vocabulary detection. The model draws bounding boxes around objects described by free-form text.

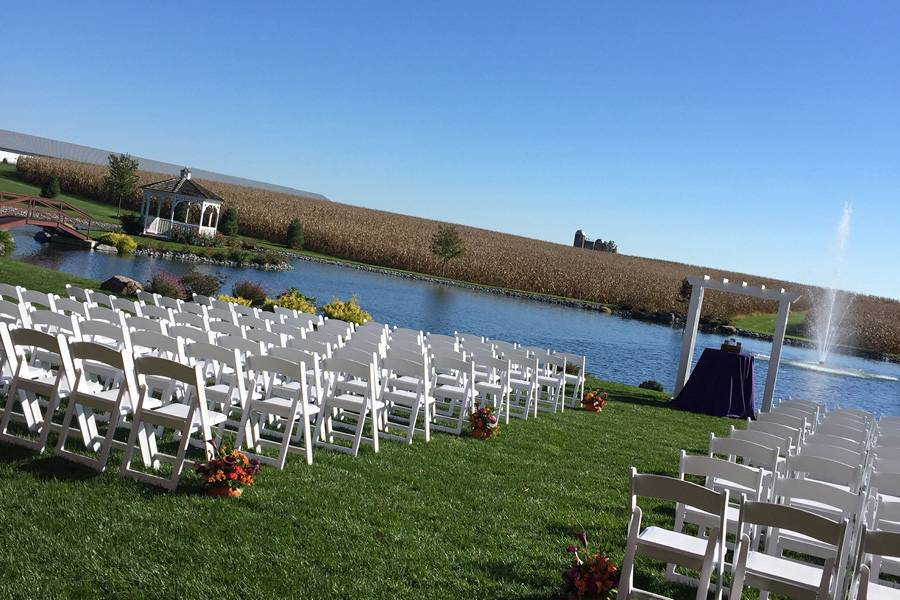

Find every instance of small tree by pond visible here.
[40,175,60,199]
[103,153,140,215]
[218,206,239,236]
[431,225,465,274]
[286,219,304,249]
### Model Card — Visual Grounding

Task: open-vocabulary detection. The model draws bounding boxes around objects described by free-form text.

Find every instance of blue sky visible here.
[4,2,899,299]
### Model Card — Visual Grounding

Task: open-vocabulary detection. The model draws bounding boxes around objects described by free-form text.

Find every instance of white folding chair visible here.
[65,284,89,303]
[0,328,75,453]
[379,355,432,444]
[851,527,900,600]
[185,341,248,436]
[430,354,476,435]
[534,352,567,414]
[473,355,511,424]
[729,500,849,600]
[55,341,143,471]
[237,354,318,468]
[120,356,226,491]
[619,468,729,600]
[316,356,383,457]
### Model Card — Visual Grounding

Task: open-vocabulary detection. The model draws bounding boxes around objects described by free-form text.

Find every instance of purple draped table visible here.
[671,348,756,419]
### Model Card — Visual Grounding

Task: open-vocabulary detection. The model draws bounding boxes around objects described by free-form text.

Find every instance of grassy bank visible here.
[732,310,808,339]
[0,376,745,599]
[0,257,98,295]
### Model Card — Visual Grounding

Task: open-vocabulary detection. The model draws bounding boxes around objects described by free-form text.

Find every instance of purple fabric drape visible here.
[671,348,756,419]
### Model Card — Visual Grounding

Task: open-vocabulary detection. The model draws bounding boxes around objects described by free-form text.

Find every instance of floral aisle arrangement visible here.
[469,404,500,439]
[563,532,619,600]
[195,442,261,498]
[581,389,608,412]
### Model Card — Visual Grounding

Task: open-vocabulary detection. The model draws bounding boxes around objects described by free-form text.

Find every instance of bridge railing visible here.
[0,193,95,240]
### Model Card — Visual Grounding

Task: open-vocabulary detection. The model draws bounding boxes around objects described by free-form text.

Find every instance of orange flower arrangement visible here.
[581,390,608,412]
[563,532,619,600]
[195,442,261,497]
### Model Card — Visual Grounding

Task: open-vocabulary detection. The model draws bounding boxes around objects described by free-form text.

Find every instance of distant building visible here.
[573,229,617,253]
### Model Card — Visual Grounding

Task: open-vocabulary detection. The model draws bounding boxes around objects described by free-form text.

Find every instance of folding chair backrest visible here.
[248,354,307,384]
[774,477,864,522]
[54,297,88,319]
[172,312,207,329]
[269,322,305,341]
[168,324,212,345]
[180,302,208,318]
[737,500,847,550]
[817,420,869,443]
[79,319,131,350]
[87,306,125,326]
[807,432,867,454]
[708,432,779,471]
[0,283,23,303]
[382,355,427,384]
[111,297,141,316]
[245,327,285,349]
[757,410,807,432]
[139,304,173,322]
[29,309,81,337]
[680,451,764,498]
[290,337,331,358]
[156,295,182,311]
[136,290,158,306]
[86,290,115,308]
[209,320,244,339]
[21,289,56,311]
[192,294,213,306]
[125,316,167,335]
[207,307,236,324]
[68,340,136,404]
[631,469,727,516]
[130,330,184,361]
[232,303,258,318]
[323,356,375,382]
[218,334,264,358]
[730,425,792,457]
[65,284,89,303]
[237,314,270,332]
[747,419,800,449]
[799,442,865,468]
[10,328,75,383]
[786,454,862,490]
[0,299,29,327]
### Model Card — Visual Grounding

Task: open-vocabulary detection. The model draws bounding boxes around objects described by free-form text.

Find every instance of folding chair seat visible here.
[430,354,475,435]
[619,468,729,600]
[55,341,146,470]
[120,356,226,490]
[65,284,89,303]
[316,356,383,457]
[55,297,89,319]
[729,500,849,600]
[851,527,900,600]
[0,327,75,452]
[130,330,186,397]
[379,356,432,444]
[473,355,511,423]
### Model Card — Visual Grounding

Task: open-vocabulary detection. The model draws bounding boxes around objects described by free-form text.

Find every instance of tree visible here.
[103,153,140,216]
[431,225,465,272]
[286,218,304,249]
[40,175,60,199]
[218,206,239,236]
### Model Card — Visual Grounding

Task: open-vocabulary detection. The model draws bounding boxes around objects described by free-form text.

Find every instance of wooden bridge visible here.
[0,193,95,243]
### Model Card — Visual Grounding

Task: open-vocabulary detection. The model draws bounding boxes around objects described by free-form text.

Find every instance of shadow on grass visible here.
[19,455,100,481]
[480,560,555,599]
[608,391,676,410]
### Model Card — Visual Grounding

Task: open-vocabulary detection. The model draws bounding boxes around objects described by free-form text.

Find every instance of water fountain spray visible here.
[814,203,853,364]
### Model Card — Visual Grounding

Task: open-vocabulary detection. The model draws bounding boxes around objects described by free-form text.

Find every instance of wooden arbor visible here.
[674,275,803,412]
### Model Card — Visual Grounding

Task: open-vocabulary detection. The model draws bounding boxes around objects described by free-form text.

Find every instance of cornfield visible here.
[16,156,900,355]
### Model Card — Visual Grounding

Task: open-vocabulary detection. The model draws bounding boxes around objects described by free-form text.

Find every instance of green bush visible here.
[322,295,371,325]
[264,288,317,314]
[285,218,304,249]
[179,269,222,297]
[232,280,267,307]
[98,232,137,255]
[119,214,144,235]
[638,380,664,392]
[40,175,60,199]
[0,230,15,256]
[218,206,238,236]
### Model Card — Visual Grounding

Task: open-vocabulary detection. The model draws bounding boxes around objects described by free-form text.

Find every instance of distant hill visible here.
[0,129,328,202]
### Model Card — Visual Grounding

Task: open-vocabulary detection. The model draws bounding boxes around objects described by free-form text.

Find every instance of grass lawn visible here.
[0,257,98,295]
[0,163,138,225]
[0,378,746,599]
[732,309,808,339]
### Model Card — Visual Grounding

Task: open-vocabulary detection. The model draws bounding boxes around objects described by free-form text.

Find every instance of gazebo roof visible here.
[141,168,223,202]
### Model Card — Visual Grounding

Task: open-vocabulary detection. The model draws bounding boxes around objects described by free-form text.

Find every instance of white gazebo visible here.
[674,275,803,412]
[140,168,223,238]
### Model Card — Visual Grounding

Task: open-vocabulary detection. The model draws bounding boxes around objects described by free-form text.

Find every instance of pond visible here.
[10,228,900,416]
